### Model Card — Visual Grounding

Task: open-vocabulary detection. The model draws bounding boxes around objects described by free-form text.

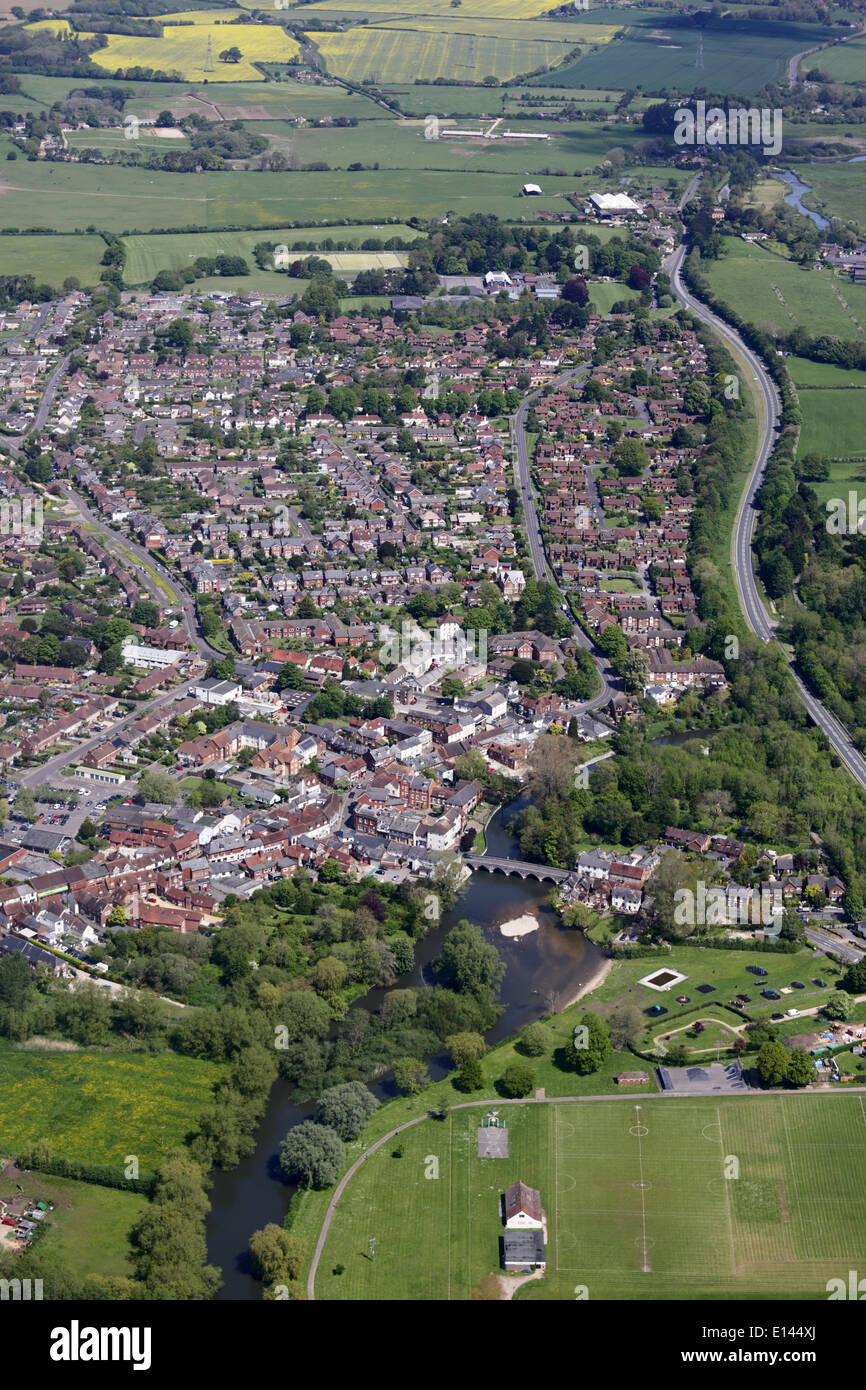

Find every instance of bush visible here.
[453,1058,485,1092]
[499,1061,535,1098]
[518,1021,550,1057]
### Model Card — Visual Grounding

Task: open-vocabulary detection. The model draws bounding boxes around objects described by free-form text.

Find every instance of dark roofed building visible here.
[502,1229,546,1271]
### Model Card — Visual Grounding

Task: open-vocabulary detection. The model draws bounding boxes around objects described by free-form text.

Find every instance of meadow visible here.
[704,240,866,341]
[809,33,866,86]
[0,233,106,286]
[788,161,866,241]
[0,1047,222,1176]
[0,1167,146,1279]
[314,1093,866,1300]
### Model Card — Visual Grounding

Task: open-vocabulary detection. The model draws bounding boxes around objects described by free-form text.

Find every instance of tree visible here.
[527,733,578,802]
[392,1056,430,1094]
[219,46,243,63]
[445,1031,486,1069]
[310,956,347,1000]
[249,1224,306,1286]
[621,648,650,694]
[453,1058,485,1092]
[518,1021,551,1057]
[137,769,177,805]
[560,1012,612,1075]
[500,1061,534,1097]
[785,1047,813,1088]
[608,1003,644,1050]
[756,1039,790,1087]
[435,920,504,1002]
[107,905,127,927]
[611,438,649,477]
[14,787,37,822]
[841,960,866,994]
[314,1082,379,1141]
[278,1121,344,1189]
[824,991,854,1021]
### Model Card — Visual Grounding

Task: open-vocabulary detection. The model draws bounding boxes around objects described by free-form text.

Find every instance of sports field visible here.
[315,1093,866,1300]
[123,223,418,281]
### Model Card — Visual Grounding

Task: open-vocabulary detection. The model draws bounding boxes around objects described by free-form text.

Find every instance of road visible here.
[5,353,70,456]
[60,484,226,663]
[667,182,866,793]
[512,368,616,712]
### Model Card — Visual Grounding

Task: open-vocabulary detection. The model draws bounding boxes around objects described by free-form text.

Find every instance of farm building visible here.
[588,192,644,216]
[522,183,542,196]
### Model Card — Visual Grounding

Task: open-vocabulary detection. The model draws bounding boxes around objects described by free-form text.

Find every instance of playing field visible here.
[123,223,419,281]
[86,23,301,82]
[315,1093,866,1300]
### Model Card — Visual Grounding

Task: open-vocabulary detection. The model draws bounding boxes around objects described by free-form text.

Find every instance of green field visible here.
[796,390,866,501]
[315,1092,866,1300]
[310,27,580,85]
[539,12,844,97]
[0,233,106,287]
[788,160,866,240]
[811,33,866,85]
[123,222,420,282]
[0,1047,222,1176]
[704,240,866,340]
[0,1166,145,1279]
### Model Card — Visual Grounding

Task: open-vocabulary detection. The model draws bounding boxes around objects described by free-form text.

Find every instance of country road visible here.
[512,368,617,713]
[667,180,866,793]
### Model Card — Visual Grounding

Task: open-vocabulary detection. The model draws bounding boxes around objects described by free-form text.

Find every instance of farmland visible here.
[308,29,576,85]
[703,240,866,341]
[539,11,845,98]
[87,23,302,83]
[0,1048,222,1176]
[0,233,106,287]
[810,33,866,86]
[313,1094,866,1301]
[787,161,866,241]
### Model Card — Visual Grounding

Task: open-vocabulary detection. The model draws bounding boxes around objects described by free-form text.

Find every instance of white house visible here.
[503,1181,544,1230]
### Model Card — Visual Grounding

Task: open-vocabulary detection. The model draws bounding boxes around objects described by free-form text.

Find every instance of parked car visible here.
[771,1012,785,1021]
[790,981,805,989]
[762,989,781,1000]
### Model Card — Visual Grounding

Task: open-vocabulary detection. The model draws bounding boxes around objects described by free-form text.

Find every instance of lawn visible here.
[0,1167,146,1279]
[704,241,866,340]
[0,1047,222,1176]
[313,1092,866,1300]
[588,944,838,1043]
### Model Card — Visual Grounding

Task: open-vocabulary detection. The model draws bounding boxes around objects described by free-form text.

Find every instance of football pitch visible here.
[315,1094,866,1300]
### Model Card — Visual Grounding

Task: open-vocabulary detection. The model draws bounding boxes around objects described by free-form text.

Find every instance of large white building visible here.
[588,192,644,216]
[121,637,178,671]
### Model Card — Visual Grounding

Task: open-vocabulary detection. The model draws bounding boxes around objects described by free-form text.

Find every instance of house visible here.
[503,1180,543,1230]
[615,1071,649,1085]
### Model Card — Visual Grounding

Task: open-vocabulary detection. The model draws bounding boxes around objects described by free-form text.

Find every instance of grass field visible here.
[123,78,383,122]
[278,0,565,16]
[810,33,866,85]
[315,1093,866,1300]
[0,1167,145,1279]
[0,233,106,287]
[0,1047,222,1176]
[704,240,866,340]
[796,390,866,499]
[86,23,301,82]
[538,13,844,97]
[123,222,419,280]
[788,160,866,240]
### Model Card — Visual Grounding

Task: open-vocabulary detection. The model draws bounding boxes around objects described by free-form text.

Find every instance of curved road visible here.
[513,369,617,712]
[667,186,866,791]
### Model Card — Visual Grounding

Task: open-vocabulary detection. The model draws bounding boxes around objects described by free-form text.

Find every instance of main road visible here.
[513,367,616,712]
[667,178,866,791]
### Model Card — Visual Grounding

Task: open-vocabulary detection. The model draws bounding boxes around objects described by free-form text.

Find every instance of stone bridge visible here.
[462,855,574,885]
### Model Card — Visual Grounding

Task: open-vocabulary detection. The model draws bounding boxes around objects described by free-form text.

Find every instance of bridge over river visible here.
[462,854,574,885]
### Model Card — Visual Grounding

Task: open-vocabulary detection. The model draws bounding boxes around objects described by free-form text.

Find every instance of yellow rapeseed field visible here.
[86,23,301,81]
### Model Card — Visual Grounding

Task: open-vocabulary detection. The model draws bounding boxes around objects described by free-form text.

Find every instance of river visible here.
[771,168,831,231]
[205,794,602,1299]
